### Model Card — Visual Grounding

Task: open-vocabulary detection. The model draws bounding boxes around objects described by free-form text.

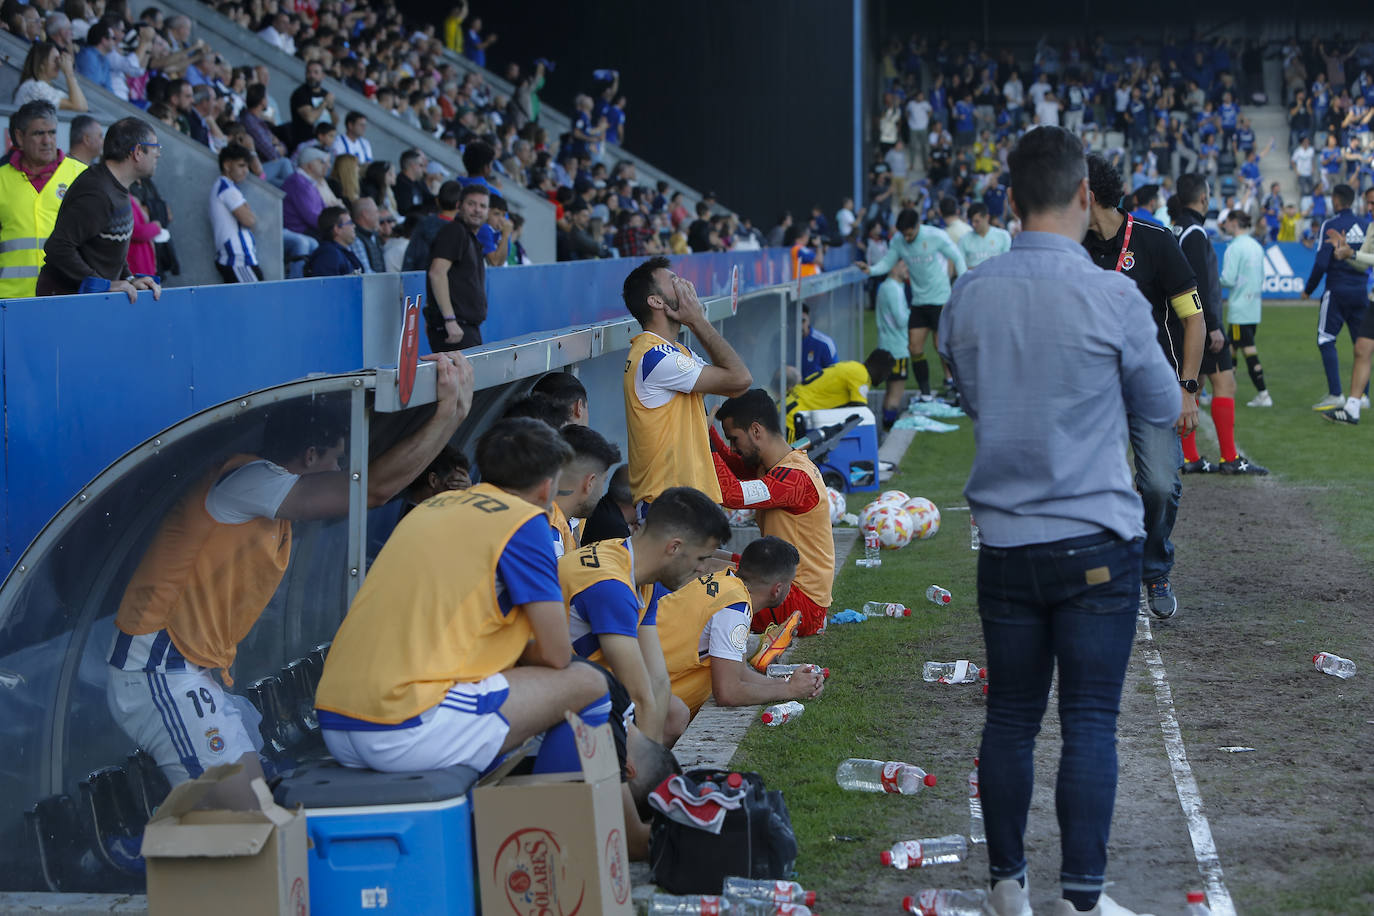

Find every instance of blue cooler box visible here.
[797,406,880,493]
[274,760,480,915]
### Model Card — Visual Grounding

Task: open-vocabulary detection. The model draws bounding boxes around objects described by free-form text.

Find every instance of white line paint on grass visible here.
[1137,610,1236,915]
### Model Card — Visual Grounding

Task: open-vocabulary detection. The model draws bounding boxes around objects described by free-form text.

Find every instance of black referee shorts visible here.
[1200,339,1235,376]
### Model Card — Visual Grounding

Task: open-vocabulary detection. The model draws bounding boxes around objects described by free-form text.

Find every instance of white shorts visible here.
[106,664,262,785]
[322,673,512,773]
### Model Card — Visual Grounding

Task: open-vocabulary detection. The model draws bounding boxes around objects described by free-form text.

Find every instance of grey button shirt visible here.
[938,230,1180,548]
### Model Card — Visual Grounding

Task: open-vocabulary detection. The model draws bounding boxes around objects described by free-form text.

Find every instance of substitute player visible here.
[548,424,621,558]
[958,202,1013,269]
[110,354,474,806]
[1323,216,1374,424]
[1169,174,1269,475]
[712,389,836,638]
[561,486,732,745]
[1219,212,1271,406]
[855,207,967,400]
[875,258,911,429]
[1303,184,1371,410]
[656,537,824,718]
[620,257,752,514]
[783,349,896,440]
[1084,154,1204,620]
[314,418,613,777]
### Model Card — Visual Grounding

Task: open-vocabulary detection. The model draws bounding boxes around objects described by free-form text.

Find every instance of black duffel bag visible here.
[649,768,799,894]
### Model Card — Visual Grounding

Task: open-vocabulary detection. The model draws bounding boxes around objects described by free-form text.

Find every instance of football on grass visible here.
[873,505,915,549]
[902,497,941,540]
[827,487,847,524]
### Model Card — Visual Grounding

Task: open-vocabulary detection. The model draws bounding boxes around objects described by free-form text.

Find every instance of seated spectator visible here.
[240,83,293,184]
[657,537,822,718]
[330,152,361,203]
[126,194,159,278]
[74,20,116,93]
[395,148,436,217]
[64,0,94,42]
[361,159,399,216]
[13,41,88,112]
[305,206,362,277]
[188,84,225,149]
[348,196,385,273]
[557,199,602,261]
[281,147,333,237]
[105,21,152,103]
[209,144,261,283]
[67,114,102,165]
[6,3,43,41]
[460,139,501,196]
[561,486,732,745]
[256,11,296,55]
[292,120,337,166]
[380,209,407,272]
[330,110,373,163]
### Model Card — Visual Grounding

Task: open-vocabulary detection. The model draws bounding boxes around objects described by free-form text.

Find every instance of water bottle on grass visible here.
[1186,891,1211,915]
[861,601,911,618]
[856,525,882,567]
[901,889,988,915]
[926,585,952,605]
[922,661,986,684]
[835,758,936,795]
[968,761,985,844]
[760,701,804,725]
[721,877,816,906]
[1313,652,1356,678]
[880,835,968,869]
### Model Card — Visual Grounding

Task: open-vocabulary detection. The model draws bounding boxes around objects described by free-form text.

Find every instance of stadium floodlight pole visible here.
[852,0,863,215]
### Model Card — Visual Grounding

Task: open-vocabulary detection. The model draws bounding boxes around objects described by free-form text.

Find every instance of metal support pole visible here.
[779,291,789,406]
[346,382,368,603]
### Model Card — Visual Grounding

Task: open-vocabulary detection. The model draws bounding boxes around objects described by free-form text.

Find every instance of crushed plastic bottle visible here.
[1313,652,1356,678]
[880,835,969,869]
[760,701,804,726]
[835,758,936,795]
[861,600,911,618]
[925,585,952,605]
[1186,891,1211,915]
[721,877,816,907]
[856,525,882,568]
[922,660,986,684]
[968,761,985,844]
[765,663,830,679]
[969,514,981,551]
[901,889,989,915]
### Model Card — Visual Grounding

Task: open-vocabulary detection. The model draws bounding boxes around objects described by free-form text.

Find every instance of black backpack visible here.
[649,768,798,894]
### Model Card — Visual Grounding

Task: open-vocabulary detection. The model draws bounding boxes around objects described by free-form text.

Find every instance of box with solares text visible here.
[473,712,633,916]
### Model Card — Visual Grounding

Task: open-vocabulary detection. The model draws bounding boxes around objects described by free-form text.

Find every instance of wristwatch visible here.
[1179,378,1199,394]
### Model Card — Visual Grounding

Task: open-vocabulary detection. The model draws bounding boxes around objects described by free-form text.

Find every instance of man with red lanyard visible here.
[1083,155,1204,621]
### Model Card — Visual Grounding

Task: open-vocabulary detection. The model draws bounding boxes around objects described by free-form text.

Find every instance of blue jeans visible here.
[1128,411,1181,583]
[977,532,1143,899]
[282,229,318,279]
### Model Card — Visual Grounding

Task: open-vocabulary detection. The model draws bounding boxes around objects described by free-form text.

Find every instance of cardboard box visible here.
[474,713,633,916]
[141,764,310,916]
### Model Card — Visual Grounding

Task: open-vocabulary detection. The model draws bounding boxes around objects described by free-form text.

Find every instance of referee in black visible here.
[1084,154,1204,621]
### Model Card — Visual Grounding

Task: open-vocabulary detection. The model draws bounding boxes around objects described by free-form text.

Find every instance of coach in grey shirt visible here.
[937,126,1177,916]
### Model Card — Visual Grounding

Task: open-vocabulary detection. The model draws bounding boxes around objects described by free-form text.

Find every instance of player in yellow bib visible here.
[657,537,824,719]
[315,418,613,777]
[621,256,753,513]
[562,486,732,745]
[547,424,620,558]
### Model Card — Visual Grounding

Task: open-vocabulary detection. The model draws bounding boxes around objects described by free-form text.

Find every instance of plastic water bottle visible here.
[1313,652,1356,678]
[925,585,952,605]
[880,835,968,869]
[969,514,981,551]
[835,758,937,795]
[648,894,808,914]
[901,889,988,915]
[722,877,817,907]
[922,661,986,684]
[765,663,830,679]
[760,701,804,725]
[856,525,882,567]
[861,600,911,618]
[968,761,985,844]
[1186,891,1211,915]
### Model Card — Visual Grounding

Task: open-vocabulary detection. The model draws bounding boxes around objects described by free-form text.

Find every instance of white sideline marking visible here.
[1137,611,1236,915]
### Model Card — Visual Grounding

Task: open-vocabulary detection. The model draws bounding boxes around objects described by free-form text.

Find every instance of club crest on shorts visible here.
[205,728,225,753]
[1120,251,1135,271]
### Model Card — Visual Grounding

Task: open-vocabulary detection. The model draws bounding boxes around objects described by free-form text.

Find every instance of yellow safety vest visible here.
[0,156,87,299]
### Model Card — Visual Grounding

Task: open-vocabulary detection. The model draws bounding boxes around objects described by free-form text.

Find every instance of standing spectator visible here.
[478,196,512,267]
[1288,89,1314,152]
[426,183,491,350]
[105,21,152,103]
[557,199,601,260]
[766,212,791,248]
[463,15,496,67]
[209,144,261,283]
[37,116,163,301]
[1003,69,1025,126]
[0,101,88,299]
[403,180,461,272]
[126,194,159,278]
[394,149,435,217]
[1291,134,1317,197]
[13,41,88,112]
[331,111,373,164]
[442,0,467,54]
[878,93,902,153]
[167,78,195,138]
[239,84,293,185]
[686,201,713,252]
[348,196,385,273]
[67,114,102,165]
[289,59,335,149]
[836,197,857,241]
[906,89,932,168]
[938,124,1178,916]
[304,206,363,276]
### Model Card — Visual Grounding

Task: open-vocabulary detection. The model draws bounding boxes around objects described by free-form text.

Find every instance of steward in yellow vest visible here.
[0,103,86,299]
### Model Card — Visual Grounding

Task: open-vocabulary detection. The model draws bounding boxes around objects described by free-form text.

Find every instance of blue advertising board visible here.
[1211,239,1326,299]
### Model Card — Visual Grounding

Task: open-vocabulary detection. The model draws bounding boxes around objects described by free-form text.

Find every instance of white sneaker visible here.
[1052,893,1156,916]
[1313,394,1345,411]
[1246,390,1273,407]
[985,879,1033,916]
